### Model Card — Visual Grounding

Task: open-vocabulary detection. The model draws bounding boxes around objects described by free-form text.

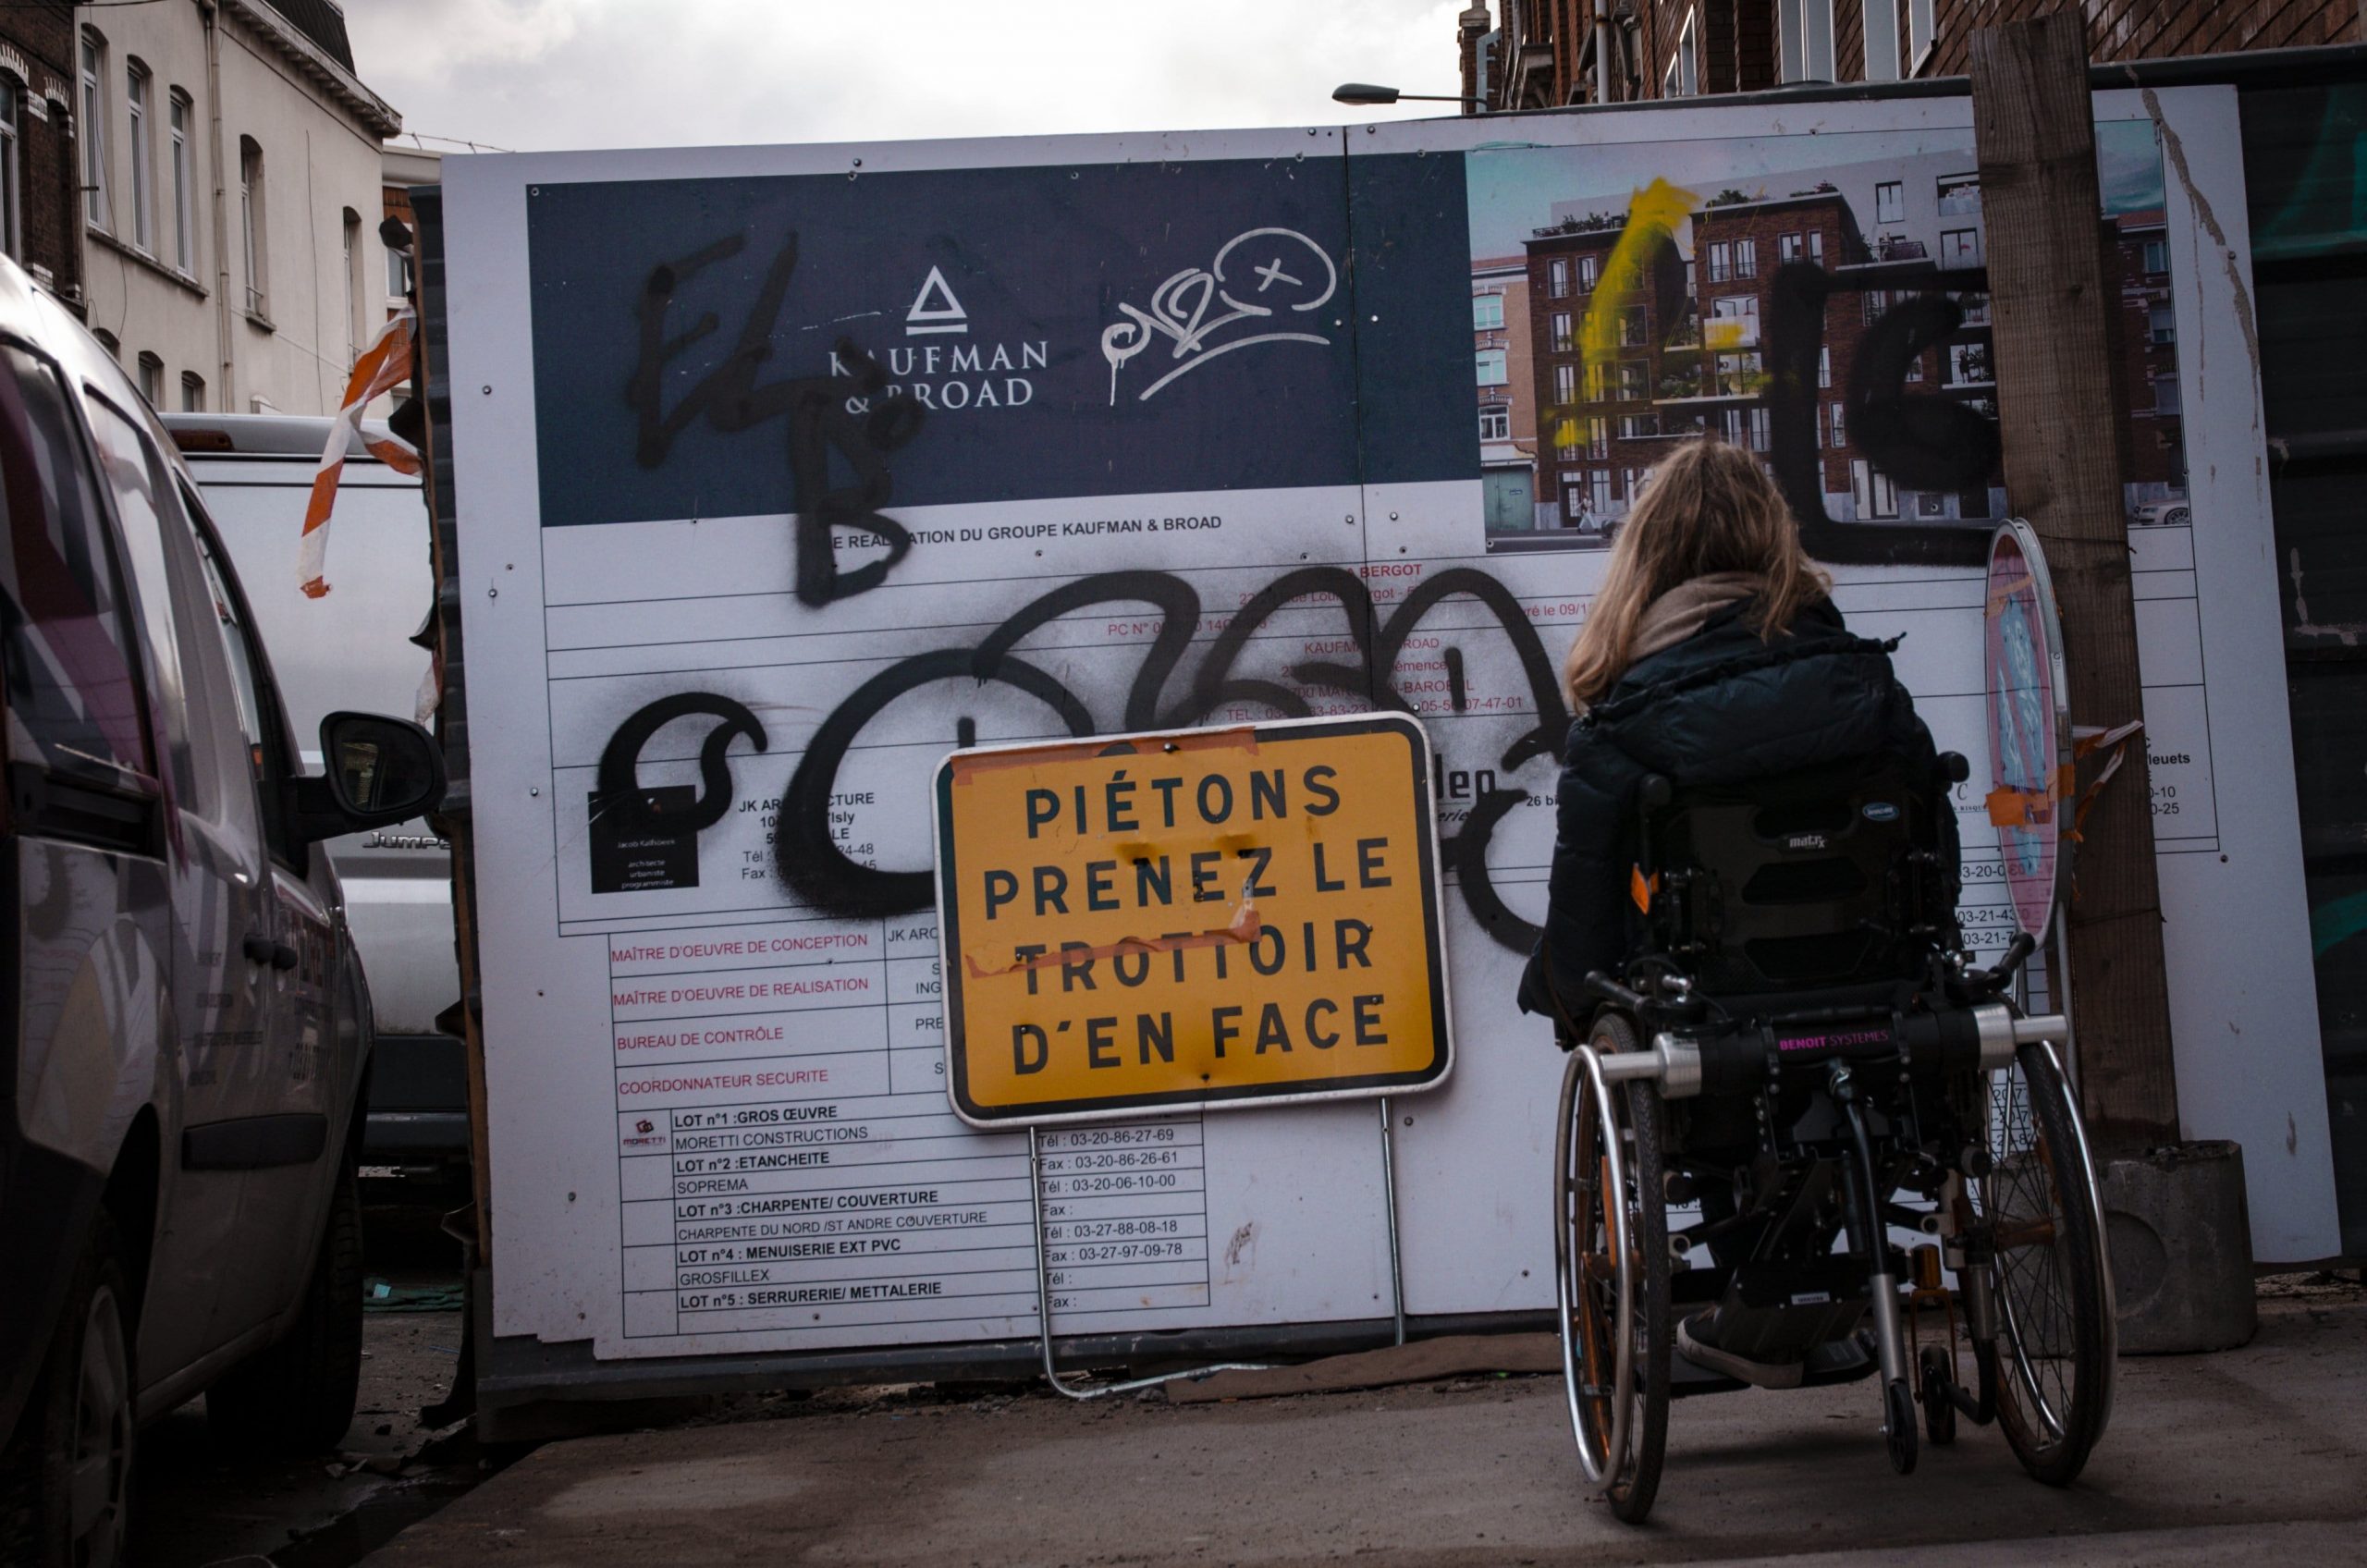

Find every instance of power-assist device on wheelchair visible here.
[1553,750,2114,1524]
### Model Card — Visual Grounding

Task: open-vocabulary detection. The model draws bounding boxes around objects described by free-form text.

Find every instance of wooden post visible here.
[1971,13,2180,1155]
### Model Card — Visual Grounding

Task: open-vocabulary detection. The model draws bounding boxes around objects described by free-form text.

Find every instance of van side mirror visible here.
[296,711,447,843]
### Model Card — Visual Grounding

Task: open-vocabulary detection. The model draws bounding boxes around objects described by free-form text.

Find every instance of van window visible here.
[181,481,302,867]
[85,393,265,855]
[0,343,153,784]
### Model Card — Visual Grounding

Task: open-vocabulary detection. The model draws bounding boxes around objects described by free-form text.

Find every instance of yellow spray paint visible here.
[1577,177,1699,381]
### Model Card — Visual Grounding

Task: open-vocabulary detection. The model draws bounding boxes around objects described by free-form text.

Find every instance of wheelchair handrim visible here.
[1555,1045,1635,1487]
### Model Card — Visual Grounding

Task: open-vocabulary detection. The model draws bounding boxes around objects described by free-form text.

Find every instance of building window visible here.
[1959,291,1991,325]
[343,209,363,365]
[1619,305,1649,347]
[1748,406,1772,451]
[1584,362,1606,402]
[386,242,413,303]
[1624,466,1647,503]
[1472,292,1504,330]
[1616,361,1648,402]
[239,138,267,317]
[1734,239,1757,280]
[1721,408,1744,444]
[1781,0,1836,81]
[2153,374,2182,416]
[1908,0,1937,67]
[1479,402,1510,441]
[1553,362,1577,404]
[1710,294,1759,345]
[80,31,109,231]
[1708,241,1731,284]
[1588,416,1609,459]
[135,352,163,407]
[169,92,193,273]
[126,63,152,251]
[1830,400,1846,447]
[1579,255,1599,291]
[1552,416,1576,457]
[1550,311,1574,353]
[1937,173,1980,216]
[2141,239,2169,275]
[1853,459,1898,519]
[1818,345,1831,388]
[1620,412,1660,440]
[1939,228,1981,267]
[0,76,18,261]
[1809,230,1823,265]
[1875,181,1904,225]
[1476,347,1507,386]
[1779,233,1801,264]
[1547,257,1569,299]
[180,371,205,412]
[2150,303,2176,346]
[1564,477,1590,521]
[1949,342,1993,386]
[1590,470,1613,514]
[1905,352,1923,383]
[1714,350,1763,396]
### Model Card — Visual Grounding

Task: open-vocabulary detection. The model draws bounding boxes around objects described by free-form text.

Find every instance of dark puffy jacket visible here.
[1516,595,1952,1023]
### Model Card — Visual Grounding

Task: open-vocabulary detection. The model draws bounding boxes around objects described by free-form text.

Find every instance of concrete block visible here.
[2102,1139,2257,1354]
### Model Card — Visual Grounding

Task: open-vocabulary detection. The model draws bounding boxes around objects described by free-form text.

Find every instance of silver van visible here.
[0,259,446,1562]
[160,415,465,1175]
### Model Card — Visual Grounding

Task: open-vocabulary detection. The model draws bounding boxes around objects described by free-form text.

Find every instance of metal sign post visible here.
[938,714,1451,1391]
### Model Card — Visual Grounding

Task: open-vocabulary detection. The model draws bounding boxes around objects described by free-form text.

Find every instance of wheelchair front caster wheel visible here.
[1919,1345,1958,1447]
[1883,1378,1919,1476]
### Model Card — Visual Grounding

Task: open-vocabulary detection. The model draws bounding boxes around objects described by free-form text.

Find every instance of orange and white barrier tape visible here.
[299,308,421,600]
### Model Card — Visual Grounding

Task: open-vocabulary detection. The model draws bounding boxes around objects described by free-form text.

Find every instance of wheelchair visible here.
[1551,751,2114,1524]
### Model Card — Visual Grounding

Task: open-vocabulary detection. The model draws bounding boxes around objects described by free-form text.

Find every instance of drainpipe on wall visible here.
[202,2,234,410]
[1600,0,1619,104]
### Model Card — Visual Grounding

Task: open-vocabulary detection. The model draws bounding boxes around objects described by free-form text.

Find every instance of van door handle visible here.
[243,934,299,970]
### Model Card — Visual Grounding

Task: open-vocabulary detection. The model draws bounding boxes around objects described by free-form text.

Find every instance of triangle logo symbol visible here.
[906,266,968,336]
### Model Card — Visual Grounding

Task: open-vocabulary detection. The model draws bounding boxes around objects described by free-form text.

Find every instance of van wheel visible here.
[207,1161,364,1454]
[0,1215,136,1568]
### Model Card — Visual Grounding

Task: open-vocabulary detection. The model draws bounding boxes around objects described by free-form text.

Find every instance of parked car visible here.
[161,413,467,1182]
[0,258,446,1565]
[2130,498,2192,528]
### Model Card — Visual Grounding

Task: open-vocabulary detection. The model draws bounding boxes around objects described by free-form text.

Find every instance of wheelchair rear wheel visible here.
[1971,1041,2112,1487]
[1554,1011,1670,1524]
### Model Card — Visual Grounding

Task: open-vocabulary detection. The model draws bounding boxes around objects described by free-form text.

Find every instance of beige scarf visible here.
[1626,570,1767,668]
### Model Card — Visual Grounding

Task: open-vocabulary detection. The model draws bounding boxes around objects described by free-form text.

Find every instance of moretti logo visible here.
[828,264,1048,413]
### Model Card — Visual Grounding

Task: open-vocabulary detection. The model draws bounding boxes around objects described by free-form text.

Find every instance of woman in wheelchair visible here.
[1520,438,2110,1518]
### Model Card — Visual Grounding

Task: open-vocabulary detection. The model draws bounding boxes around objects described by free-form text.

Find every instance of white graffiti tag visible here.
[1100,227,1339,405]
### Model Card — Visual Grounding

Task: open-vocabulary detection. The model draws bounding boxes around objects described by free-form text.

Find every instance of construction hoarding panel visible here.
[436,87,2336,1366]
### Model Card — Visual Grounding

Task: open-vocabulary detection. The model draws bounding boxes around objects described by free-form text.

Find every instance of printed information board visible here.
[435,83,2341,1367]
[936,716,1451,1124]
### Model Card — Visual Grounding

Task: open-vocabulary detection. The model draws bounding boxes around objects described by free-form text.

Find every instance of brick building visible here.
[1473,254,1540,528]
[1463,0,2361,110]
[0,2,83,313]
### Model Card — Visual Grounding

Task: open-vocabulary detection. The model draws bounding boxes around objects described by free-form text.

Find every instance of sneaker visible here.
[1676,1309,1805,1390]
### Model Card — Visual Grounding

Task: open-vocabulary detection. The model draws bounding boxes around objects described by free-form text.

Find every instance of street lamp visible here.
[1331,82,1482,107]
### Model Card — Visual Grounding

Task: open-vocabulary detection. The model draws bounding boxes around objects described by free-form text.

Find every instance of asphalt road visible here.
[352,1278,2367,1568]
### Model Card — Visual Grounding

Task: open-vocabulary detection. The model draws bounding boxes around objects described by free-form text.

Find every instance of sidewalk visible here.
[361,1283,2366,1567]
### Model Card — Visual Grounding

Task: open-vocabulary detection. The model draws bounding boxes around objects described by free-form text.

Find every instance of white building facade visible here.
[77,0,398,416]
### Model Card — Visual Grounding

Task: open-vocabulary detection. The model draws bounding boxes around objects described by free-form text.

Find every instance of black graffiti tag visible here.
[625,232,924,607]
[598,564,1571,951]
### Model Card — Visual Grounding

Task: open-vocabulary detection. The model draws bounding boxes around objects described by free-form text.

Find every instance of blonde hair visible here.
[1563,436,1831,709]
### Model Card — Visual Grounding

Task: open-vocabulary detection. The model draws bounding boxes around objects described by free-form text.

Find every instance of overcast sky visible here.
[349,0,1474,154]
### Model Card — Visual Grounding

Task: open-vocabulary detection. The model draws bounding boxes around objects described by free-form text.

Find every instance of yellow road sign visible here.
[934,714,1453,1126]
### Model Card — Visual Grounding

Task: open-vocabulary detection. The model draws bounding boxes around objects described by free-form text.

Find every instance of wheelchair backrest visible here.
[1634,752,1955,997]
